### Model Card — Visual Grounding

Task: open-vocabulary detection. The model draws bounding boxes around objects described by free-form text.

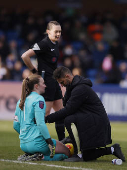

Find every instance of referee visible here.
[21,21,65,141]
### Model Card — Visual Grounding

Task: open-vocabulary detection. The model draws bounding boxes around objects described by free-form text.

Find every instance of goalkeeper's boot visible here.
[18,153,43,161]
[26,153,43,161]
[18,153,30,161]
[111,143,125,162]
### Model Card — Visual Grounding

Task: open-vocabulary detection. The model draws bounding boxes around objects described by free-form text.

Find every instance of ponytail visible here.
[19,75,41,110]
[19,77,30,110]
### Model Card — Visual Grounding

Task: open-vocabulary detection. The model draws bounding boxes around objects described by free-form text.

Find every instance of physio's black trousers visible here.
[64,115,112,159]
[55,120,65,141]
[82,147,112,161]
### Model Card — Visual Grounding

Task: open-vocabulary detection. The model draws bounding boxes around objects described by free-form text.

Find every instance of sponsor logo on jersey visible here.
[51,49,55,51]
[39,101,44,109]
[52,57,57,63]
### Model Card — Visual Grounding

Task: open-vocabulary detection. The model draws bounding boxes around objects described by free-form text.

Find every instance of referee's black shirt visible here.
[31,36,59,76]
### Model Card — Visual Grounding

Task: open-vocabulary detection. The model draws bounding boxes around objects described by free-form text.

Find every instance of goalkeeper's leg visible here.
[55,140,70,157]
[43,154,68,161]
[43,140,70,161]
[19,138,70,161]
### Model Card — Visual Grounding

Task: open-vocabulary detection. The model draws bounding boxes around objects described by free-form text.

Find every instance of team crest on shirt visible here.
[52,57,57,63]
[39,101,44,109]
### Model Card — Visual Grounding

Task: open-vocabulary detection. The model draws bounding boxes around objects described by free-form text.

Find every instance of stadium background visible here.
[0,0,127,121]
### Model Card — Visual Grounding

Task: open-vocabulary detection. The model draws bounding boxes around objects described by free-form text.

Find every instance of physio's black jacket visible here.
[46,75,112,150]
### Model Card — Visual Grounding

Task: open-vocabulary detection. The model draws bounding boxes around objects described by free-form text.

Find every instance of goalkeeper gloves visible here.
[46,138,55,158]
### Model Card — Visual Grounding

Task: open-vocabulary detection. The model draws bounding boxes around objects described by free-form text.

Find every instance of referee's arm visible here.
[21,49,37,72]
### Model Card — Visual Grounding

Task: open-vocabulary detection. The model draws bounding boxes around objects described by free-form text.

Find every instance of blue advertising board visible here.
[0,82,127,121]
[93,85,127,121]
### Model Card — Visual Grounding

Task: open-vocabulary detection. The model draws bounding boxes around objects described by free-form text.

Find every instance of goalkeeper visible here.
[13,74,70,161]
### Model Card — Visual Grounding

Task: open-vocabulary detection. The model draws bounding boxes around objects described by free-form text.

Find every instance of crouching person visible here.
[45,66,125,162]
[13,74,70,161]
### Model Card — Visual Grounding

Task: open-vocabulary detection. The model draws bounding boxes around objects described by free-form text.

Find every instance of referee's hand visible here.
[31,68,38,74]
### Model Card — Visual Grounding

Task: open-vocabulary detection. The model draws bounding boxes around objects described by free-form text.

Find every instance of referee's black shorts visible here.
[42,75,63,101]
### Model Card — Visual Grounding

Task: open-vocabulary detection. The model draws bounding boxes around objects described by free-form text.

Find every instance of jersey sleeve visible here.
[13,101,20,134]
[34,100,50,139]
[31,41,47,56]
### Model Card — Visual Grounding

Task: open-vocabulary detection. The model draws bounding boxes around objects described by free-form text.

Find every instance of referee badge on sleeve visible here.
[39,101,44,109]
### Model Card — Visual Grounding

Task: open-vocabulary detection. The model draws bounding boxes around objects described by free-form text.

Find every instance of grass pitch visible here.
[0,121,127,170]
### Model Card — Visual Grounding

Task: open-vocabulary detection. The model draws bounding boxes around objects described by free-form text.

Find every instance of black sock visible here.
[55,120,65,141]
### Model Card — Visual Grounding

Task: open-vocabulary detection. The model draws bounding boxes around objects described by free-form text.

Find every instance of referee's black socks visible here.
[55,120,65,141]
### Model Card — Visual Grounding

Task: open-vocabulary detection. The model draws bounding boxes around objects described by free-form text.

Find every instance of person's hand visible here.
[46,138,55,158]
[45,116,48,123]
[48,143,55,158]
[31,68,38,74]
[45,115,53,123]
[45,114,56,123]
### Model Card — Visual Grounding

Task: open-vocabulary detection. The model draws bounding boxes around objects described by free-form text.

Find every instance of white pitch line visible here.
[0,159,93,170]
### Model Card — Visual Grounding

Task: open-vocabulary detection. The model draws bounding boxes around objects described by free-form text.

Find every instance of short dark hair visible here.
[53,66,72,80]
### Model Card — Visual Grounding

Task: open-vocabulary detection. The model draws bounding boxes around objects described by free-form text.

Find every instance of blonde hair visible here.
[19,74,42,110]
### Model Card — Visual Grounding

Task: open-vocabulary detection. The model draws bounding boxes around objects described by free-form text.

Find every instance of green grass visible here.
[0,121,127,170]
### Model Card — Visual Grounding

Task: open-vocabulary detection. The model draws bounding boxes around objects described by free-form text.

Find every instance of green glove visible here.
[48,143,55,158]
[46,138,55,158]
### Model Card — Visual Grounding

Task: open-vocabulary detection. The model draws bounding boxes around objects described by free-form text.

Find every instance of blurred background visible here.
[0,0,127,121]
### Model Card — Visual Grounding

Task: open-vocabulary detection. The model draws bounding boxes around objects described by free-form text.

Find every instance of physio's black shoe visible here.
[112,143,125,162]
[60,136,72,144]
[64,154,83,162]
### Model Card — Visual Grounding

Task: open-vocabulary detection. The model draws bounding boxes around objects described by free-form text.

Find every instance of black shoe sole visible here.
[112,143,125,162]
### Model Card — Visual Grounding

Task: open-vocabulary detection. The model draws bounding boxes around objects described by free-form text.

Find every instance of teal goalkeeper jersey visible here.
[13,91,50,143]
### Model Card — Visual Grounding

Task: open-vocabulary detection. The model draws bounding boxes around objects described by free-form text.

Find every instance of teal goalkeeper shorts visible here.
[20,137,56,155]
